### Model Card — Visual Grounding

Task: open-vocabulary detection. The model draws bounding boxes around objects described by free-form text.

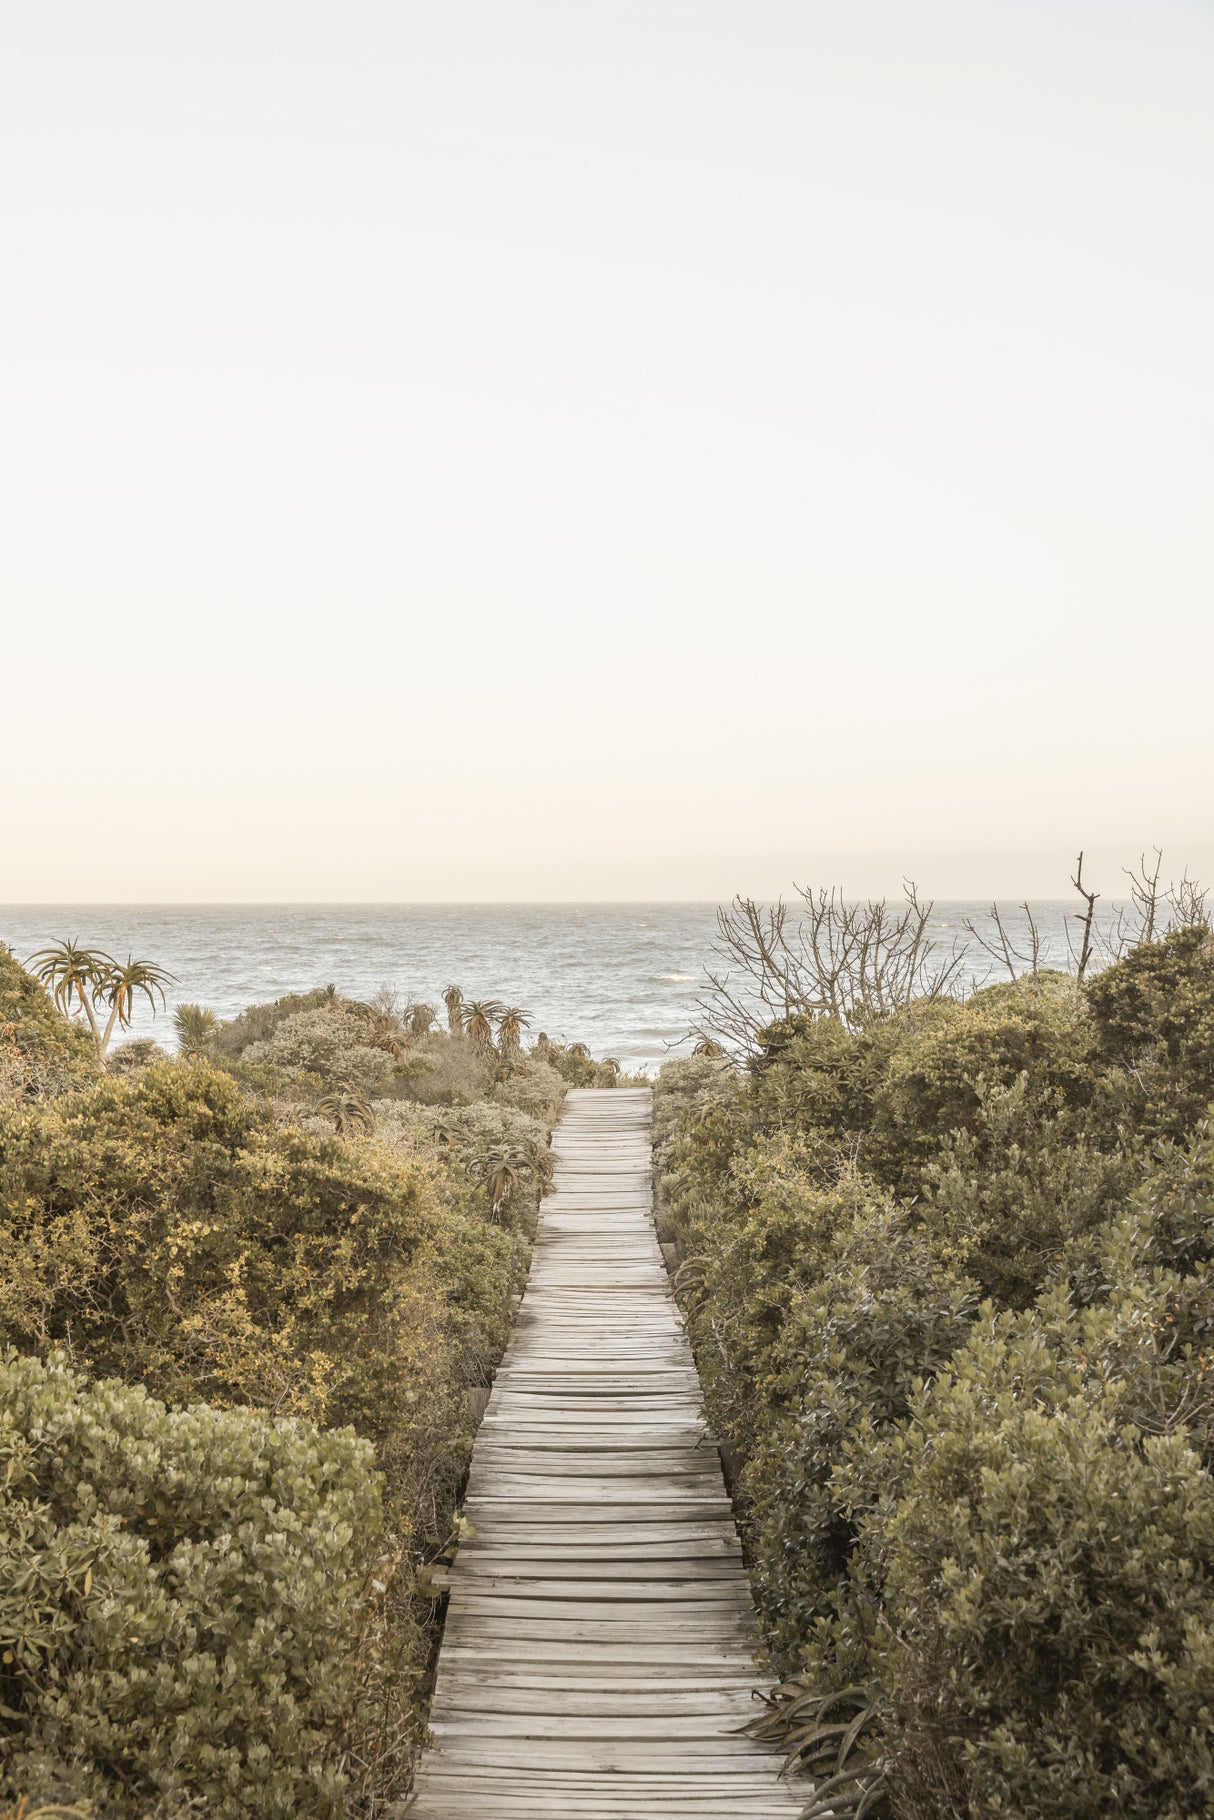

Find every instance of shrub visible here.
[0,949,95,1102]
[0,1061,518,1475]
[104,1038,170,1075]
[650,1054,737,1170]
[655,923,1214,1820]
[0,1351,378,1818]
[400,1030,496,1106]
[741,1207,976,1669]
[1088,924,1214,1141]
[917,1075,1140,1307]
[864,973,1094,1194]
[836,1290,1214,1820]
[491,1057,566,1125]
[241,1005,400,1097]
[210,986,338,1059]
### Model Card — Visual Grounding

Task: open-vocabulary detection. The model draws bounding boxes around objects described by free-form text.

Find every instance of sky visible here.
[2,0,1212,903]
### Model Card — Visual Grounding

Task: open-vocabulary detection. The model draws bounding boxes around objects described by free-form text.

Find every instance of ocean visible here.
[1,901,1101,1072]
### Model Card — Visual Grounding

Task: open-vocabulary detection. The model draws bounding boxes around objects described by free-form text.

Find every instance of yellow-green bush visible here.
[491,1056,567,1124]
[0,1055,532,1807]
[0,1061,518,1448]
[0,947,572,1812]
[0,951,95,1102]
[0,1351,378,1817]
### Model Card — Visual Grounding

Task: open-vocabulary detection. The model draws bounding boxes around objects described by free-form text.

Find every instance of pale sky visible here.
[3,0,1212,902]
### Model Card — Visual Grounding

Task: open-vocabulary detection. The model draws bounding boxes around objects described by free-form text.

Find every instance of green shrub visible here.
[917,1075,1140,1308]
[833,1289,1214,1820]
[676,1144,877,1451]
[401,1030,497,1105]
[864,974,1094,1194]
[0,949,95,1101]
[210,986,339,1059]
[1088,924,1214,1141]
[0,1351,377,1818]
[491,1057,566,1125]
[104,1038,170,1075]
[0,1060,519,1492]
[740,1207,976,1669]
[650,1054,737,1170]
[655,925,1214,1820]
[241,1005,401,1097]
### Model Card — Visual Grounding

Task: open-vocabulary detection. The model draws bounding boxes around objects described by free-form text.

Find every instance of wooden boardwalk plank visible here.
[408,1088,802,1818]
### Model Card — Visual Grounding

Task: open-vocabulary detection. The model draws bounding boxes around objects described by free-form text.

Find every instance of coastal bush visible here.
[104,1037,171,1074]
[0,1350,377,1818]
[241,1004,404,1097]
[0,1050,524,1800]
[0,1060,518,1455]
[0,949,95,1101]
[650,1053,736,1169]
[209,985,339,1058]
[0,942,578,1810]
[828,1285,1214,1819]
[656,922,1214,1820]
[916,1079,1139,1307]
[740,1208,976,1668]
[1087,923,1214,1141]
[491,1056,566,1124]
[390,1028,496,1106]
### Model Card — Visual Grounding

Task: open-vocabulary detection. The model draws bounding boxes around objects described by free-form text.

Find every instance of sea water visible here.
[0,901,1101,1072]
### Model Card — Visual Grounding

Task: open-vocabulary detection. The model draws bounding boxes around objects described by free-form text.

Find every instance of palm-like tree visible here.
[316,1090,375,1137]
[173,1002,219,1061]
[408,1001,437,1038]
[444,985,464,1037]
[29,941,175,1063]
[566,1041,591,1061]
[29,940,109,1021]
[463,999,505,1054]
[470,1142,524,1220]
[692,1036,725,1058]
[520,1136,555,1193]
[496,1005,531,1063]
[98,956,175,1057]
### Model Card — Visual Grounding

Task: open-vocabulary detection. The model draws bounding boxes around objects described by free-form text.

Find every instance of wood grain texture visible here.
[408,1088,803,1819]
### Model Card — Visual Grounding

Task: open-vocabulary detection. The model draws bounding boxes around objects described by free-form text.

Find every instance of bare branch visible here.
[1067,851,1100,983]
[695,882,967,1055]
[1167,868,1209,929]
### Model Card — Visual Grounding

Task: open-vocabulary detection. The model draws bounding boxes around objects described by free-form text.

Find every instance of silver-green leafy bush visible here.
[0,1351,378,1818]
[829,1280,1214,1819]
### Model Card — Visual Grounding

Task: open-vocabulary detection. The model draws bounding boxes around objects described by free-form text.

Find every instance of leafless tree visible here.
[1129,849,1163,946]
[1067,851,1100,982]
[1170,870,1210,927]
[961,900,1049,981]
[1103,851,1209,962]
[695,882,967,1054]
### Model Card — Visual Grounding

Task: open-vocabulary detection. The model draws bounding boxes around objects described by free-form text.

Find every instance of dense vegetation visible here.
[656,917,1214,1819]
[0,950,621,1816]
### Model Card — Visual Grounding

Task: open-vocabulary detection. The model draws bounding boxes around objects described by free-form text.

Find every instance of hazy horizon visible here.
[4,0,1212,902]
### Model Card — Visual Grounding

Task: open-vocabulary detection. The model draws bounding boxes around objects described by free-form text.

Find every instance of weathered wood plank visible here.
[408,1089,803,1818]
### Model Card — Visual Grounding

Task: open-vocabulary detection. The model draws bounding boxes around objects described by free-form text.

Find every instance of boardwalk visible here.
[409,1087,804,1819]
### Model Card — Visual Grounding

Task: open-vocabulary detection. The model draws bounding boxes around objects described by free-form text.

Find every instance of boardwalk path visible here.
[409,1087,803,1819]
